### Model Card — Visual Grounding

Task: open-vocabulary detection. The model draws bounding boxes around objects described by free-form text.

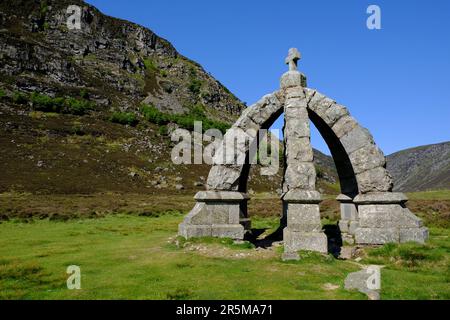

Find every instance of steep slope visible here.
[0,0,244,122]
[0,0,338,196]
[386,141,450,192]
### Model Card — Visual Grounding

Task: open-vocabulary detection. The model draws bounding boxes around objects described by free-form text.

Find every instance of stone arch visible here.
[304,88,393,195]
[205,88,393,196]
[206,91,285,192]
[180,86,427,246]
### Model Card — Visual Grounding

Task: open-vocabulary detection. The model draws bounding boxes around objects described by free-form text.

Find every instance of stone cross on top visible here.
[285,48,301,71]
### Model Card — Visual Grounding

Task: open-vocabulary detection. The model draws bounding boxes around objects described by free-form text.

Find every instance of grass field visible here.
[0,191,449,300]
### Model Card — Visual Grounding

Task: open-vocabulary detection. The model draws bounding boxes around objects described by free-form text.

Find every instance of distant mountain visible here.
[386,141,450,192]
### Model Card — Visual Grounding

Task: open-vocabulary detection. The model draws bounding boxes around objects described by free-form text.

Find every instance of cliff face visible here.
[0,0,244,122]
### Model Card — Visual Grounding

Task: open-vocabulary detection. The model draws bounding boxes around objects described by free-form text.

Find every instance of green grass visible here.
[364,227,450,299]
[0,212,448,300]
[406,189,450,200]
[0,214,363,299]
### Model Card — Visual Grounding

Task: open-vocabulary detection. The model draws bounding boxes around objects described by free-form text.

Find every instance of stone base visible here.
[338,219,359,235]
[283,228,328,254]
[355,226,428,244]
[179,191,249,240]
[350,192,428,245]
[341,233,355,245]
[179,223,245,240]
[281,252,300,261]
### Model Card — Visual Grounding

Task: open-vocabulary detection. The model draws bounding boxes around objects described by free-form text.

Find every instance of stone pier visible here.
[353,192,428,244]
[281,48,327,260]
[179,47,428,254]
[337,194,359,244]
[178,191,248,239]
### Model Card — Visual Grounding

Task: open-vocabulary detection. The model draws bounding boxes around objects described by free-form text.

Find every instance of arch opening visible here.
[308,109,359,198]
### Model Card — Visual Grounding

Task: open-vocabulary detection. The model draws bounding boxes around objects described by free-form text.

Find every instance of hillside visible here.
[2,1,447,197]
[0,0,338,196]
[387,141,450,192]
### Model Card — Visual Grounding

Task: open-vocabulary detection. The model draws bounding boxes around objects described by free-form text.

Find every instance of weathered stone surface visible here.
[285,87,305,99]
[211,224,244,239]
[356,167,393,193]
[355,227,399,244]
[212,127,257,166]
[307,92,335,117]
[206,165,242,191]
[339,246,356,260]
[358,205,423,228]
[283,228,328,253]
[233,109,260,133]
[284,163,316,190]
[342,234,355,245]
[303,88,316,104]
[283,190,321,203]
[285,48,301,71]
[322,103,349,127]
[339,220,350,233]
[353,192,408,204]
[280,71,306,88]
[336,193,353,202]
[179,224,212,238]
[349,145,386,174]
[341,125,375,155]
[194,191,249,202]
[344,268,381,300]
[285,137,313,162]
[245,93,282,126]
[399,227,428,243]
[331,115,359,139]
[340,202,358,221]
[281,252,300,261]
[286,203,322,232]
[284,112,310,138]
[349,221,359,235]
[179,190,249,240]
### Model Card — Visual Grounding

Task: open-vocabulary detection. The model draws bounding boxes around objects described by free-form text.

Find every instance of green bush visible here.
[140,103,230,134]
[143,58,158,72]
[109,112,138,126]
[140,104,170,125]
[0,89,5,99]
[64,97,94,115]
[188,79,202,95]
[12,92,28,104]
[158,125,168,135]
[29,93,93,115]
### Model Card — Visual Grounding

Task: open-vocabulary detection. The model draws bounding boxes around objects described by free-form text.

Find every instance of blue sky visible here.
[87,0,450,155]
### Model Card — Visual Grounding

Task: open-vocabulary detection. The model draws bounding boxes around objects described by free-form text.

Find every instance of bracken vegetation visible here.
[109,111,138,126]
[140,103,230,133]
[10,91,95,115]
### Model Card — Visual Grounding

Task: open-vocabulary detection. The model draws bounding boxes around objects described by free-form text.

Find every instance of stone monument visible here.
[178,48,428,259]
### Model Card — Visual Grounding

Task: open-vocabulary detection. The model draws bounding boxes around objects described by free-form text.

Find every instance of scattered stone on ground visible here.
[344,267,381,300]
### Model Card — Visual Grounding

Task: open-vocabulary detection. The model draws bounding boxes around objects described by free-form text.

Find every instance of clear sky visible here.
[87,0,450,155]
